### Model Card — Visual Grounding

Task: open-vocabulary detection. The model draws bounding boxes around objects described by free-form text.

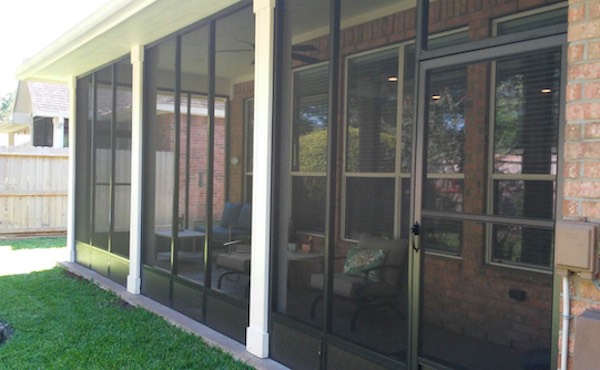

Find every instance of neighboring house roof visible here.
[27,81,70,119]
[0,81,69,134]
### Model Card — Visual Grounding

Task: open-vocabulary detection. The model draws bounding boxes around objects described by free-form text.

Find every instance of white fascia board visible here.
[0,122,30,134]
[16,0,153,81]
[16,0,242,82]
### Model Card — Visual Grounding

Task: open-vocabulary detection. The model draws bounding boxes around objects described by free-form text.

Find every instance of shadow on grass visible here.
[0,237,66,251]
[0,268,253,369]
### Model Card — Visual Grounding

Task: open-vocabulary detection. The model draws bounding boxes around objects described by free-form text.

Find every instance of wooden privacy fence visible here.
[0,146,69,235]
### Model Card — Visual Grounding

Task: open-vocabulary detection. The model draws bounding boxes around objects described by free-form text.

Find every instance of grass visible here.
[0,268,252,370]
[0,237,66,250]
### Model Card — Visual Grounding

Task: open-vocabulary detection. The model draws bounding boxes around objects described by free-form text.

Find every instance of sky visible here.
[0,0,110,96]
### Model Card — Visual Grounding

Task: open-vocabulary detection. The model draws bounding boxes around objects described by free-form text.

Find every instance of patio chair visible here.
[216,239,251,295]
[309,234,408,331]
[195,202,251,245]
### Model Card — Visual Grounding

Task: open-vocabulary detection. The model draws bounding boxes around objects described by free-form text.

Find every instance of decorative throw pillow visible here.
[343,247,386,282]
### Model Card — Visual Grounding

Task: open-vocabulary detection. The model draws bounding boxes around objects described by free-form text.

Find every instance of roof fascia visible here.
[15,0,156,81]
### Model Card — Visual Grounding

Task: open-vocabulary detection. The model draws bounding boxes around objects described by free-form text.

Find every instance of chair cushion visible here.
[217,252,251,273]
[343,247,386,282]
[220,202,242,228]
[310,273,398,299]
[237,204,252,232]
[310,273,363,298]
[358,234,408,286]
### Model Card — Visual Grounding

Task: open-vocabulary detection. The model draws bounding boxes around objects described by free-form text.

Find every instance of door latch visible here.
[411,222,420,253]
[411,222,420,236]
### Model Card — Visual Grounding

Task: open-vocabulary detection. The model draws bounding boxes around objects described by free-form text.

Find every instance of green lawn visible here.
[0,268,252,370]
[0,236,67,250]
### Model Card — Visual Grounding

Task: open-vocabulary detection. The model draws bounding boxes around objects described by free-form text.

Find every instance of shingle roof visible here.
[28,81,69,118]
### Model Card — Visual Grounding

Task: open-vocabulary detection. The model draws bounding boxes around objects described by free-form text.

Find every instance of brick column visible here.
[562,1,600,368]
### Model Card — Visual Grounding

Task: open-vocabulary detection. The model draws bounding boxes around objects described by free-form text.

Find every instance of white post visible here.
[127,45,144,294]
[246,0,275,359]
[66,77,77,262]
[52,117,65,148]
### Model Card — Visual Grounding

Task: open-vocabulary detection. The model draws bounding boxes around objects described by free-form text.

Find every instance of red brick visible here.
[584,122,600,138]
[569,3,585,22]
[518,0,546,10]
[569,20,600,41]
[566,102,600,121]
[564,181,600,198]
[569,62,600,80]
[564,161,581,178]
[568,44,585,62]
[566,123,582,140]
[589,41,600,60]
[567,82,582,101]
[579,279,600,301]
[590,2,600,19]
[563,199,580,218]
[583,142,600,158]
[583,81,600,99]
[565,142,584,160]
[583,161,600,178]
[582,201,600,219]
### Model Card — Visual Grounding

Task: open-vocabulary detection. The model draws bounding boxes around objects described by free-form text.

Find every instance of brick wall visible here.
[156,111,227,225]
[287,0,563,354]
[229,81,254,203]
[562,0,600,367]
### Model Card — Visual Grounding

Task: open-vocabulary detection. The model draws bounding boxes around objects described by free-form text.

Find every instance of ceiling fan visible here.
[217,40,320,64]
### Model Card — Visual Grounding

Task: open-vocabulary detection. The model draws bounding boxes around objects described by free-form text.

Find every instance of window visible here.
[494,4,567,36]
[342,30,469,242]
[290,64,328,234]
[33,117,53,147]
[488,49,560,270]
[422,66,467,256]
[343,44,415,240]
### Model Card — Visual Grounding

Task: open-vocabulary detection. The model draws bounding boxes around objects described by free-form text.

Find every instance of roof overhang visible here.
[0,122,30,134]
[16,0,243,84]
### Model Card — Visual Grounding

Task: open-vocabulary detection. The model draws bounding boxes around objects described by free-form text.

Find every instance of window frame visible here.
[289,61,330,235]
[484,54,560,274]
[341,27,470,243]
[341,42,410,241]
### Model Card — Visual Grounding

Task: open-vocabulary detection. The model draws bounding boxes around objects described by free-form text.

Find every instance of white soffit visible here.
[16,0,242,83]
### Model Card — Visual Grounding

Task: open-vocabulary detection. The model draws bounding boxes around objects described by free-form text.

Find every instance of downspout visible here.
[561,274,570,370]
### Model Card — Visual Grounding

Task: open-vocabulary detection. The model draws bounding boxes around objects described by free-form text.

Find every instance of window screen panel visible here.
[494,50,560,176]
[494,180,555,219]
[346,49,398,173]
[344,177,394,239]
[292,176,326,233]
[292,65,329,173]
[424,178,464,213]
[491,225,553,269]
[422,217,462,256]
[426,67,467,174]
[401,45,415,173]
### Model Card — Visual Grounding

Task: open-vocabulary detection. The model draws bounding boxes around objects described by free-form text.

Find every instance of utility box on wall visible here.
[555,221,599,279]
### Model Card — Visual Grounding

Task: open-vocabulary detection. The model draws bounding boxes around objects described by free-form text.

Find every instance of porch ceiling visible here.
[16,0,242,84]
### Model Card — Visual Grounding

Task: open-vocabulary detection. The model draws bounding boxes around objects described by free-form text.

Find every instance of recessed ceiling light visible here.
[541,88,552,93]
[431,95,441,100]
[388,76,398,82]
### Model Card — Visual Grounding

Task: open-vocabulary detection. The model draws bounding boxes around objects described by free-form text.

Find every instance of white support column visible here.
[127,45,144,294]
[66,77,77,262]
[52,117,65,148]
[246,0,276,359]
